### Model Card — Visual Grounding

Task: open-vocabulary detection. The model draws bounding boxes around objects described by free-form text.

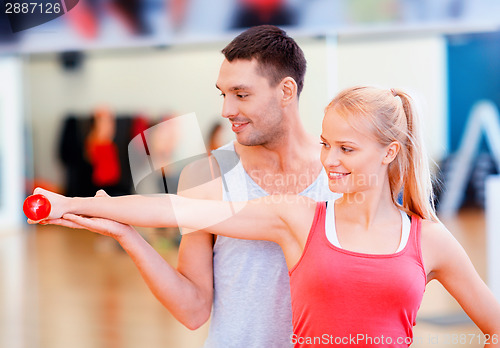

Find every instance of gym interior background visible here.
[1,0,500,347]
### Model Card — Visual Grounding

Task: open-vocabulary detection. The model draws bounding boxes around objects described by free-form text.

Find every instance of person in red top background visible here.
[231,0,298,29]
[33,86,500,347]
[86,106,121,188]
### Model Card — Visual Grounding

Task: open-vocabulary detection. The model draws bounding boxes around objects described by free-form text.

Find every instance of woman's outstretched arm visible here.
[31,187,314,245]
[423,220,500,347]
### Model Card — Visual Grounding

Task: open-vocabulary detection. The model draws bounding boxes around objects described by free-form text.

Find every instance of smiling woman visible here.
[33,85,500,347]
[320,86,437,222]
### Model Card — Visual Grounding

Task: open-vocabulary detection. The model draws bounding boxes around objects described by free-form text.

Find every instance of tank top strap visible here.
[211,142,240,175]
[405,215,425,274]
[211,142,251,201]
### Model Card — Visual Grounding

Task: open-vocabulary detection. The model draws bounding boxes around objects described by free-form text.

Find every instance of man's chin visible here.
[235,135,263,147]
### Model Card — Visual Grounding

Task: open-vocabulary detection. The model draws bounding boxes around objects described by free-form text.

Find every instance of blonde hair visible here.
[326,86,438,221]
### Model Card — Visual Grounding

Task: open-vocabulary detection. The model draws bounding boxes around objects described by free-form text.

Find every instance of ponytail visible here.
[390,89,438,221]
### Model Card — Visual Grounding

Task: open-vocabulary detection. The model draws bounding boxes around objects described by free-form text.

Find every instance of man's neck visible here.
[233,121,323,194]
[236,122,315,171]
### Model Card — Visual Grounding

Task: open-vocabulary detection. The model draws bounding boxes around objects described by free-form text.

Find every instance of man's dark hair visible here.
[222,25,307,96]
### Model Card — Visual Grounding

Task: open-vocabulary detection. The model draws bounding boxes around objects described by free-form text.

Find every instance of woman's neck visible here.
[335,180,398,230]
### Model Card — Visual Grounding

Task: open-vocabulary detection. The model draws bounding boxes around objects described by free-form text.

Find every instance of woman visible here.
[32,86,500,347]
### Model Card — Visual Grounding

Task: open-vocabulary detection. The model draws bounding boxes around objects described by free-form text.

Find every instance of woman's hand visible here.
[33,189,137,241]
[27,187,71,222]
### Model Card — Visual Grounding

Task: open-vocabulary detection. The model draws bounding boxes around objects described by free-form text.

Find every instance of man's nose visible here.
[221,98,237,119]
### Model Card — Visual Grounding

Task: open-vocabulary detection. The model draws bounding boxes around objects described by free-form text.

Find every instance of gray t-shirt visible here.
[203,142,338,348]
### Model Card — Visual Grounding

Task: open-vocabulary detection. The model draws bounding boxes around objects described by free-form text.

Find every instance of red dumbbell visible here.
[23,194,51,221]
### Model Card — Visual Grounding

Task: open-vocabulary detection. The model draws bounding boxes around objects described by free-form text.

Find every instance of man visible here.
[58,25,338,347]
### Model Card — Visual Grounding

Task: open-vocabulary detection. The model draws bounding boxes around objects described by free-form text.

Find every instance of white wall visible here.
[25,34,447,187]
[26,38,331,187]
[26,45,224,187]
[297,37,332,138]
[336,34,448,160]
[0,57,25,230]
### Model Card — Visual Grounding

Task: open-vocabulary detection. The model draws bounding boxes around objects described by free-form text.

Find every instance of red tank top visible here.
[289,202,426,347]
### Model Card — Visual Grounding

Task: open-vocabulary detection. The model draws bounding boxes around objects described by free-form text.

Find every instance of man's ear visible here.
[382,141,401,165]
[281,77,297,105]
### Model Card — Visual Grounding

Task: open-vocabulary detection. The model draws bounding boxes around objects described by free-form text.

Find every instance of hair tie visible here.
[390,88,398,97]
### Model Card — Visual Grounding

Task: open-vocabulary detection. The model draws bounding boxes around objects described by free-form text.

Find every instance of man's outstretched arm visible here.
[47,157,221,329]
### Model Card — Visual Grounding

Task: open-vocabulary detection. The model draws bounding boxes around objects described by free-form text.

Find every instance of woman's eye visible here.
[341,146,353,153]
[320,141,330,148]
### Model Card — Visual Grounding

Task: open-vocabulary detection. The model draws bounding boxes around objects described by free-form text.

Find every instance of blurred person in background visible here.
[86,106,121,190]
[206,121,225,152]
[168,0,298,32]
[230,0,298,28]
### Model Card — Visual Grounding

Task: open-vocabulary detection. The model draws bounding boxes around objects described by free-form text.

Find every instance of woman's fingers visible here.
[34,217,86,229]
[62,213,100,228]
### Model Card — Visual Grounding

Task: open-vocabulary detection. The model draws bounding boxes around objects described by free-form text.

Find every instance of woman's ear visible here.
[382,141,401,165]
[281,77,297,105]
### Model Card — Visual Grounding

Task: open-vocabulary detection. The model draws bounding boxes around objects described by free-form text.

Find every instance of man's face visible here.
[216,59,284,147]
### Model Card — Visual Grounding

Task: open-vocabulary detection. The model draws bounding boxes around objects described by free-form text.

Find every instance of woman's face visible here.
[320,108,397,195]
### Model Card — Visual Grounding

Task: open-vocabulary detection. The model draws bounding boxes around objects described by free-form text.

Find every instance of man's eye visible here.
[220,93,225,97]
[237,94,248,99]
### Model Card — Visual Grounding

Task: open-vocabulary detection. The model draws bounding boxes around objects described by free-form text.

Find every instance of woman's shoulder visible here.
[420,217,467,277]
[420,218,447,233]
[420,218,454,247]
